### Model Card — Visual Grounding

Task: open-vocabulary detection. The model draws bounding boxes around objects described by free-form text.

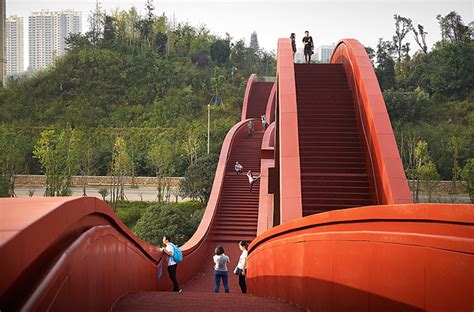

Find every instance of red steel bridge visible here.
[1,39,473,311]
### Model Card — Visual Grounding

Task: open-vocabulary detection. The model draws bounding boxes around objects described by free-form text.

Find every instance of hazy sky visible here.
[7,0,474,68]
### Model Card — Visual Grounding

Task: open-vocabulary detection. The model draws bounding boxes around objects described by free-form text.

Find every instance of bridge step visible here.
[295,64,374,216]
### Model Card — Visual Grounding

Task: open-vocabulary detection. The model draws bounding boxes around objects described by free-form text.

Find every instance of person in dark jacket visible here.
[290,33,296,54]
[302,31,314,64]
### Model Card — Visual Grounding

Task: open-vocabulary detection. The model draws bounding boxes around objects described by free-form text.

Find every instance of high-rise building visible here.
[316,44,336,63]
[0,0,6,85]
[6,16,24,76]
[29,10,81,71]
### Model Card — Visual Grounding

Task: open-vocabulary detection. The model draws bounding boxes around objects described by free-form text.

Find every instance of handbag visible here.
[233,266,243,275]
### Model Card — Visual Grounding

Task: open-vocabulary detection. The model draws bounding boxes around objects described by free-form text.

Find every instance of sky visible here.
[7,0,474,69]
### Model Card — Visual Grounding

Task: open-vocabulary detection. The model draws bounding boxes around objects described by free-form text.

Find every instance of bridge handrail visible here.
[247,203,474,311]
[330,39,412,204]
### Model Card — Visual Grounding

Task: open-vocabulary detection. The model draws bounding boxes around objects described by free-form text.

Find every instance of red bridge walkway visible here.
[1,38,472,312]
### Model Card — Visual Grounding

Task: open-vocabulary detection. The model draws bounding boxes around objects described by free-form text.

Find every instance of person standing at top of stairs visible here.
[302,31,314,64]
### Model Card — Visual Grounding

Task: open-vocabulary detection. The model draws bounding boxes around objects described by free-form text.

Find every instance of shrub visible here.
[461,158,474,203]
[133,201,205,246]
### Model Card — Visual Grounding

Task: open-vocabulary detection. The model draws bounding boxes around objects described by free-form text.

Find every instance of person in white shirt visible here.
[247,170,261,193]
[159,235,182,292]
[213,246,230,293]
[235,161,243,175]
[236,241,249,293]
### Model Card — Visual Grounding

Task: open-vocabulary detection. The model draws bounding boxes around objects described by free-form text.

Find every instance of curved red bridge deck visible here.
[0,38,472,312]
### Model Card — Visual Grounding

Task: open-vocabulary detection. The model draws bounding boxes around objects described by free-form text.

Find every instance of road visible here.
[13,186,183,202]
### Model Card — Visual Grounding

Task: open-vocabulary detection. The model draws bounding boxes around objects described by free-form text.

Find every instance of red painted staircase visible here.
[294,64,374,217]
[213,130,264,242]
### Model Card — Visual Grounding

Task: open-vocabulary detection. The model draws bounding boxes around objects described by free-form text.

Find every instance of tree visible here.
[365,46,375,66]
[375,39,396,90]
[133,201,204,246]
[181,154,218,203]
[423,42,474,99]
[436,11,472,44]
[75,129,96,196]
[110,137,131,208]
[413,140,431,202]
[250,31,260,51]
[33,128,79,196]
[0,126,27,197]
[418,160,441,202]
[210,39,230,66]
[461,158,474,203]
[448,136,462,193]
[392,15,413,65]
[147,136,174,203]
[412,24,428,54]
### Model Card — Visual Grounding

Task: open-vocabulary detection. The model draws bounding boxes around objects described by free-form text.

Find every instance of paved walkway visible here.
[113,292,301,311]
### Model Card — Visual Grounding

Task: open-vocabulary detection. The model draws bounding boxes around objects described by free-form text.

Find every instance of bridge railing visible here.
[331,39,412,204]
[247,203,474,311]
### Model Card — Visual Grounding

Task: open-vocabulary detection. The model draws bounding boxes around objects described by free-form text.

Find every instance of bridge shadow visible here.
[249,275,424,312]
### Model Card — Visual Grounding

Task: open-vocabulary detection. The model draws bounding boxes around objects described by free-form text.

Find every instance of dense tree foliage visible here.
[370,11,473,191]
[0,6,276,198]
[133,201,204,246]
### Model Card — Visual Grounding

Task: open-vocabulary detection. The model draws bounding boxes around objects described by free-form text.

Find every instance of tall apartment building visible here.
[316,44,335,63]
[0,0,6,85]
[29,10,81,70]
[6,16,24,76]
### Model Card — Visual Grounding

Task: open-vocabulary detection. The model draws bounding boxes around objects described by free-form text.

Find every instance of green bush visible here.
[133,201,205,246]
[461,158,474,203]
[113,200,157,229]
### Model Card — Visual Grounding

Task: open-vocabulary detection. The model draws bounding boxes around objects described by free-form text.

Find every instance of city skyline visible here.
[6,0,473,69]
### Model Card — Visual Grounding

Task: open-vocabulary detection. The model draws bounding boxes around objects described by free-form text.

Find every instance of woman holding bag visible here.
[234,241,249,293]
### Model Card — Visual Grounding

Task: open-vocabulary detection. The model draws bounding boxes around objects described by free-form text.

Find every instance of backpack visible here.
[171,244,183,263]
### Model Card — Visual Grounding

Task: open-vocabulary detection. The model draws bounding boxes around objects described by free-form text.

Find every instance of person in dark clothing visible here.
[302,31,314,64]
[160,235,182,292]
[290,33,297,54]
[236,241,249,294]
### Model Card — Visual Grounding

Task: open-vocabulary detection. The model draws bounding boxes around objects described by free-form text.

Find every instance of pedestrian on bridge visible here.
[160,236,182,292]
[235,161,243,175]
[291,33,297,55]
[247,120,254,137]
[213,246,230,293]
[261,114,267,129]
[247,170,261,193]
[302,31,314,64]
[234,241,249,294]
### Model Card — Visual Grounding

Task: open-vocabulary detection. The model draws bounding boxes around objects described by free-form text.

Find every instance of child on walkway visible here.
[213,246,230,293]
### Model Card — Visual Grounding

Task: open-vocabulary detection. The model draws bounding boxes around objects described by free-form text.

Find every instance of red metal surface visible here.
[0,197,159,311]
[113,292,301,311]
[294,63,374,216]
[330,39,412,204]
[265,82,277,124]
[258,122,276,235]
[241,75,274,120]
[277,38,303,224]
[0,74,274,310]
[247,204,474,311]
